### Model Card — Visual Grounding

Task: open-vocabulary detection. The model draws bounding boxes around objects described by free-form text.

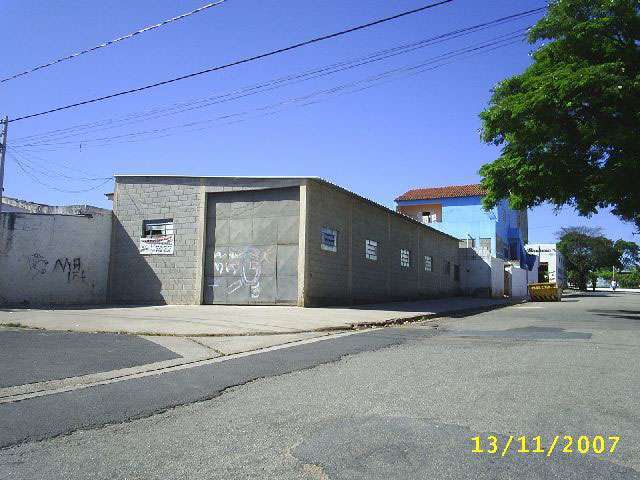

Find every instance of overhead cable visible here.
[13,5,545,143]
[0,1,228,84]
[8,153,112,193]
[13,30,527,149]
[9,0,454,122]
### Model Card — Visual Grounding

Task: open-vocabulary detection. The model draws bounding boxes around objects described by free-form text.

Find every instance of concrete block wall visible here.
[110,176,309,305]
[110,176,463,306]
[0,212,111,306]
[109,177,203,304]
[351,200,392,302]
[303,180,460,306]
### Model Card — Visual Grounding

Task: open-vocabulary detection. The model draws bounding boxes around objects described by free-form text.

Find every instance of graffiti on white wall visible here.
[210,247,270,298]
[27,252,49,276]
[53,257,87,283]
[25,252,88,284]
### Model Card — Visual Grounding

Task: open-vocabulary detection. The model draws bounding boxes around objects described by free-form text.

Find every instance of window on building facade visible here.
[421,211,436,224]
[454,264,460,281]
[444,260,451,275]
[143,219,174,237]
[424,255,433,272]
[321,227,337,252]
[400,249,410,268]
[365,240,378,261]
[459,238,475,248]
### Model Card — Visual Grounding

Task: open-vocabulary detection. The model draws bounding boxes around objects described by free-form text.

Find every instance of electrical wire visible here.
[15,34,526,149]
[9,0,454,123]
[12,6,545,145]
[12,30,527,150]
[0,1,228,84]
[8,153,112,193]
[7,146,110,181]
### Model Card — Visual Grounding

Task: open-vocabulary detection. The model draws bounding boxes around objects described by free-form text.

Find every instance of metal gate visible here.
[203,188,299,304]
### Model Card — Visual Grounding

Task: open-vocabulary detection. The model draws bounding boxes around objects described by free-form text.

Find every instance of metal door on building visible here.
[203,188,300,304]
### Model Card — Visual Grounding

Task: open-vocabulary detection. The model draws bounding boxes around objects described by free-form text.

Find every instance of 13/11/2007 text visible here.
[471,435,620,457]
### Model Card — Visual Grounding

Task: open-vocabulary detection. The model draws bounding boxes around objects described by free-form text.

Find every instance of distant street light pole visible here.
[0,116,8,213]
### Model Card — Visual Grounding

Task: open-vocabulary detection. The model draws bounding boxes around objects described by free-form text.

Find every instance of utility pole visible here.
[0,116,8,213]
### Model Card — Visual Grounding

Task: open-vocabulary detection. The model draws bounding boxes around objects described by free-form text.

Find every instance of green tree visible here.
[595,266,640,287]
[479,0,640,228]
[556,226,621,290]
[614,239,640,269]
[618,269,640,288]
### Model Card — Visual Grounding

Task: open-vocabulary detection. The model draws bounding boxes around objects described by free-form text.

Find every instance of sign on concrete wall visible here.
[139,235,174,255]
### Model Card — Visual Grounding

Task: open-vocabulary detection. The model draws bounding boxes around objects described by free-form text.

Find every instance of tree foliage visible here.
[479,0,640,228]
[614,238,640,268]
[556,226,623,289]
[596,266,640,287]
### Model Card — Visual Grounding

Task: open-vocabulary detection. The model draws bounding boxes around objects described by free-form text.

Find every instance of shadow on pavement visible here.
[0,330,180,388]
[587,309,640,321]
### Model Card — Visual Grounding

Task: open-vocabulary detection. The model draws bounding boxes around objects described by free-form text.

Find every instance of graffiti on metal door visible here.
[211,247,270,298]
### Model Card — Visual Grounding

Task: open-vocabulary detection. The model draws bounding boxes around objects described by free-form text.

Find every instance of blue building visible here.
[395,184,531,268]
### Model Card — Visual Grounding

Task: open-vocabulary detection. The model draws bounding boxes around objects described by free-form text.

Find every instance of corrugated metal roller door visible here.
[203,188,299,304]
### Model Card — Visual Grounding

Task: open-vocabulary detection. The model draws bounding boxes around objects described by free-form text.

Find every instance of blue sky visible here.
[1,0,637,243]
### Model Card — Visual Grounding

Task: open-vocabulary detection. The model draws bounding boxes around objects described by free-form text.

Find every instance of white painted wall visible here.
[490,257,505,298]
[459,248,492,297]
[526,243,566,287]
[508,264,529,299]
[0,212,112,305]
[459,248,505,298]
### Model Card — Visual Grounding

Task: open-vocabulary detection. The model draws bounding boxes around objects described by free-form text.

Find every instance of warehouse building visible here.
[108,176,462,306]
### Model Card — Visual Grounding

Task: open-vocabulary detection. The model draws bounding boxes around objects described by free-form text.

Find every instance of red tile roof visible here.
[395,184,485,201]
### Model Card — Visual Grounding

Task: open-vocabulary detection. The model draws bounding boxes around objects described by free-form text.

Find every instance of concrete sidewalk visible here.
[0,297,514,336]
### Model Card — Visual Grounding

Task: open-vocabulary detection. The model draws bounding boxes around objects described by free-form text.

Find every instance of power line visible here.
[15,25,531,145]
[12,30,527,149]
[15,33,527,148]
[7,146,109,181]
[0,0,228,84]
[9,0,454,123]
[12,6,545,144]
[8,153,112,193]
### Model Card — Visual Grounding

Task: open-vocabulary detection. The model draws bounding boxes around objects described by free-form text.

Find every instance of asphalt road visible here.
[0,329,179,387]
[1,292,639,479]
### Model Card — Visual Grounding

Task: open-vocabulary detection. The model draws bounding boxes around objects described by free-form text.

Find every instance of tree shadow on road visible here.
[587,309,640,321]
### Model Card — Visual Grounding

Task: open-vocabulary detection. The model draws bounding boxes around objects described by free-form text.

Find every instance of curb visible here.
[0,300,521,337]
[344,299,522,331]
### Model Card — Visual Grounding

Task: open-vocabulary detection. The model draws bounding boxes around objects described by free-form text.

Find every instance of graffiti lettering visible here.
[53,257,86,283]
[53,257,71,273]
[25,253,89,284]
